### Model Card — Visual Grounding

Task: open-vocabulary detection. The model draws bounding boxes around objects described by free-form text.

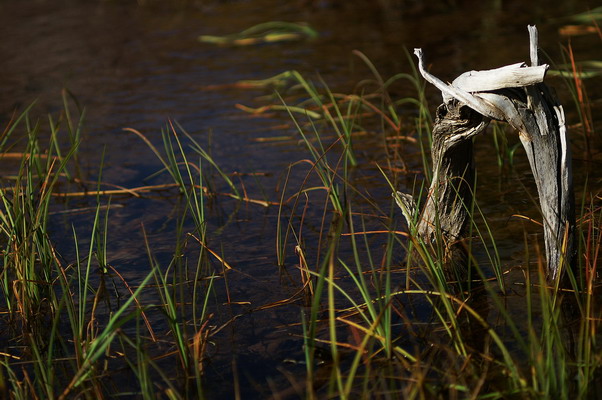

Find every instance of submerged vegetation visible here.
[1,10,602,400]
[199,21,319,46]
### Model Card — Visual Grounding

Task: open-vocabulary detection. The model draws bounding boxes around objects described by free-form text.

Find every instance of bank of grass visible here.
[0,47,600,399]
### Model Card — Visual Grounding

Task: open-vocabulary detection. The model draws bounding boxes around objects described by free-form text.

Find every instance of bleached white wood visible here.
[413,48,547,125]
[451,63,548,93]
[526,25,550,135]
[472,92,527,133]
[528,25,539,67]
[413,48,493,118]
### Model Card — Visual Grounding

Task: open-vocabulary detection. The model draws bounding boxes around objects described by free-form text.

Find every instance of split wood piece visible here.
[520,25,575,281]
[398,25,574,281]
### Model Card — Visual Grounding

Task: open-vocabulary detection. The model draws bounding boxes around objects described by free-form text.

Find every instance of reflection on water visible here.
[0,0,601,397]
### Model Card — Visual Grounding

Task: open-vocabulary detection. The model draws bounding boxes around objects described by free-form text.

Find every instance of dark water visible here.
[1,0,601,397]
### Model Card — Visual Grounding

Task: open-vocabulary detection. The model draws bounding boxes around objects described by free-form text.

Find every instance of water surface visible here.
[1,0,601,397]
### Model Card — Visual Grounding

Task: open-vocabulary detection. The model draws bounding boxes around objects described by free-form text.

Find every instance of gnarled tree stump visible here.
[396,25,575,282]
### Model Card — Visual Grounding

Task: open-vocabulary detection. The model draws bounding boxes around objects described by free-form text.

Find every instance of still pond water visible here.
[1,0,601,397]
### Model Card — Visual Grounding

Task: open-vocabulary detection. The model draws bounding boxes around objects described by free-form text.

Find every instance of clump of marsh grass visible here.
[0,101,158,398]
[271,53,602,399]
[0,100,229,398]
[0,101,78,331]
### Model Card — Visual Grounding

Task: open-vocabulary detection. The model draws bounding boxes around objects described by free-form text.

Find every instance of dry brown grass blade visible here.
[51,182,279,207]
[251,275,314,312]
[341,230,410,238]
[107,264,158,343]
[559,25,599,36]
[192,316,213,373]
[51,183,181,197]
[0,152,55,160]
[567,41,594,145]
[218,191,279,207]
[187,233,233,270]
[510,214,543,227]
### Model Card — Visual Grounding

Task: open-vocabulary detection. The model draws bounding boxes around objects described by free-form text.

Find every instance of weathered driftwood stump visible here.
[396,26,575,282]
